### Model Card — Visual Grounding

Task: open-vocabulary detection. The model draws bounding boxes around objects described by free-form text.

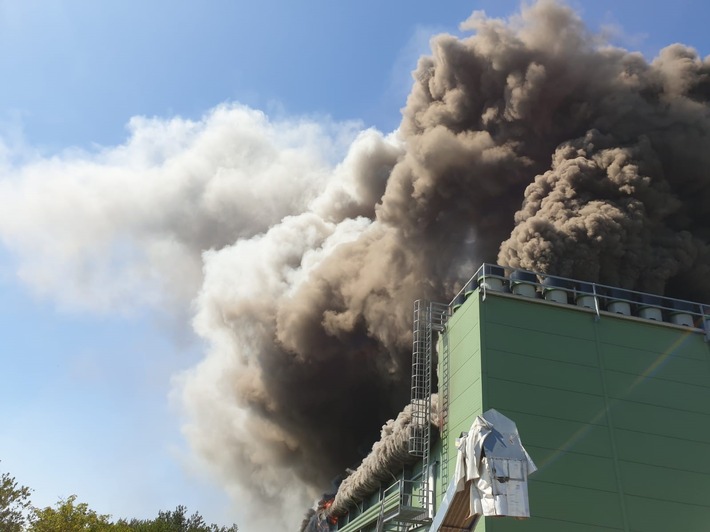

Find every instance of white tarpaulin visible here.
[454,409,537,523]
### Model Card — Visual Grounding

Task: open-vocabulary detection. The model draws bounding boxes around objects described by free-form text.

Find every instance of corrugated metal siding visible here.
[443,294,484,490]
[439,290,710,532]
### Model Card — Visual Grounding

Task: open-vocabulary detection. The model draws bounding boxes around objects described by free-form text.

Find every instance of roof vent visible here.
[638,294,663,321]
[509,270,537,298]
[464,278,478,298]
[575,282,596,309]
[477,264,505,292]
[542,276,571,304]
[606,288,631,316]
[668,300,695,327]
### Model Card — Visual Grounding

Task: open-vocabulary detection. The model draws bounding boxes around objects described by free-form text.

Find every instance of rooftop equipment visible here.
[575,281,596,310]
[606,287,632,316]
[509,270,537,298]
[669,299,695,326]
[477,264,505,293]
[638,294,663,321]
[541,276,571,304]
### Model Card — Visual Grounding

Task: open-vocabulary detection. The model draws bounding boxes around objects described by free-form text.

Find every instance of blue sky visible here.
[1,0,709,529]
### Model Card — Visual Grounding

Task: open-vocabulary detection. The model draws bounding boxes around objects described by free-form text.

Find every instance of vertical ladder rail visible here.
[410,300,449,521]
[375,496,385,532]
[440,320,451,488]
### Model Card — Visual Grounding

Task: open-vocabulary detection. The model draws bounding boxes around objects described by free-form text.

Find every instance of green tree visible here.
[30,494,118,532]
[0,464,237,532]
[0,467,33,532]
[120,505,238,532]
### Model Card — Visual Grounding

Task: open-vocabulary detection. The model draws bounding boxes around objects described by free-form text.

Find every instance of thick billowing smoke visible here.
[327,395,439,519]
[1,1,710,530]
[500,130,710,293]
[300,395,439,532]
[392,0,710,298]
[184,2,710,525]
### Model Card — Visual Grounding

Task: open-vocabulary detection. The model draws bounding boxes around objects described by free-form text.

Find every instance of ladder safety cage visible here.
[408,300,449,524]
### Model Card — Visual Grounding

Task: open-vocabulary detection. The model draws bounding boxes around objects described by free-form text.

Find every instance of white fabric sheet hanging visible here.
[453,409,537,524]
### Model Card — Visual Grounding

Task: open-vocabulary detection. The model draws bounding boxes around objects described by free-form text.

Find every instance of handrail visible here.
[452,263,710,336]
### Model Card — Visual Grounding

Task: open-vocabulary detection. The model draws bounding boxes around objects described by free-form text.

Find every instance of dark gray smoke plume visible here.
[192,0,710,526]
[2,1,709,530]
[300,395,439,532]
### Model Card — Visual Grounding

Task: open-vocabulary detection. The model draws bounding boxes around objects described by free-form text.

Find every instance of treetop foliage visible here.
[0,469,32,532]
[0,463,238,532]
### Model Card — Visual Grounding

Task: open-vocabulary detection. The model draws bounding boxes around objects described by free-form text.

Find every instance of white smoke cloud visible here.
[0,104,365,313]
[0,102,402,530]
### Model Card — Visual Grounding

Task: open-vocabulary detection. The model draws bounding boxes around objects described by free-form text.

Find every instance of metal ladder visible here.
[439,319,451,488]
[409,300,449,518]
[375,496,386,532]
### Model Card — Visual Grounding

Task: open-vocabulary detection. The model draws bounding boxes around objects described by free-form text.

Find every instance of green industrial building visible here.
[320,264,710,532]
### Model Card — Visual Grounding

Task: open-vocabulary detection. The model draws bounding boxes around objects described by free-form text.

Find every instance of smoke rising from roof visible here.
[1,1,710,530]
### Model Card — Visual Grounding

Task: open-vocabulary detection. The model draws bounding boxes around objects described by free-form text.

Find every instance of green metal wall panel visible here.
[503,412,613,458]
[526,447,618,492]
[624,496,710,531]
[449,351,482,404]
[485,349,603,395]
[485,321,600,367]
[441,293,484,499]
[485,377,608,424]
[611,401,710,442]
[525,483,624,529]
[614,429,710,474]
[604,371,710,413]
[440,289,710,532]
[479,293,624,531]
[620,461,709,506]
[601,345,710,387]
